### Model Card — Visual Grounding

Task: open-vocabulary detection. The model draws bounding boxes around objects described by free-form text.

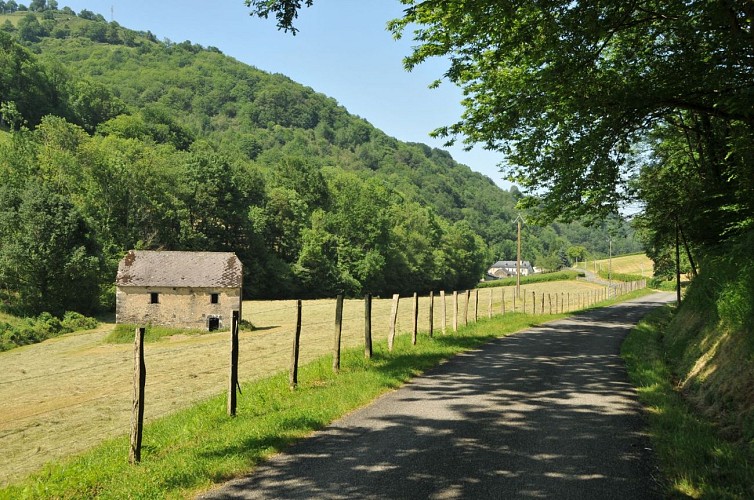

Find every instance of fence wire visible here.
[0,280,646,485]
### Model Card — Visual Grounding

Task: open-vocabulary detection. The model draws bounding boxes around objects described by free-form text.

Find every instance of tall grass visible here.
[622,306,754,498]
[105,323,218,344]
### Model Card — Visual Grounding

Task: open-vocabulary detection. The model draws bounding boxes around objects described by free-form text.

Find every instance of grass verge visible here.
[621,306,754,498]
[1,289,651,499]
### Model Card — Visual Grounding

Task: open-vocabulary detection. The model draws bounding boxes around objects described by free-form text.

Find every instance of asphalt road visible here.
[200,292,673,499]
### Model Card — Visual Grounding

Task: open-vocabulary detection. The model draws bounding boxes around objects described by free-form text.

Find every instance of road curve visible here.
[200,292,673,499]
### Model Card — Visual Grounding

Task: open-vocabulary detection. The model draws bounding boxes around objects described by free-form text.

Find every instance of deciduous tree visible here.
[248,0,754,250]
[0,181,103,315]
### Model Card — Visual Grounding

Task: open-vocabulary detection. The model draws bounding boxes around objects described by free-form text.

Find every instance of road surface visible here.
[200,292,672,499]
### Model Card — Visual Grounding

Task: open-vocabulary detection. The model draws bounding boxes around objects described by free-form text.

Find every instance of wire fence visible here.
[0,278,646,485]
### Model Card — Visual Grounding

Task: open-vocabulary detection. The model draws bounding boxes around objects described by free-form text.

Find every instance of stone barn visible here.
[115,251,242,331]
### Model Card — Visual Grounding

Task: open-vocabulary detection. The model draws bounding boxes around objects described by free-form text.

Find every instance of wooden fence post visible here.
[474,289,479,322]
[488,288,493,318]
[464,290,470,326]
[548,293,553,315]
[388,294,400,351]
[541,293,545,314]
[412,292,419,345]
[228,311,240,417]
[333,294,344,373]
[523,290,527,314]
[364,294,372,359]
[429,291,434,337]
[453,291,458,332]
[129,327,146,464]
[290,300,302,388]
[532,291,536,315]
[440,290,446,334]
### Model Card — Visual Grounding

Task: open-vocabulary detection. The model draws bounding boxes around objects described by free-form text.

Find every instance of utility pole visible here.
[514,214,524,298]
[608,237,612,289]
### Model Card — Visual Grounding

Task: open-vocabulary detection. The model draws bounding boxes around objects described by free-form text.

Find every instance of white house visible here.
[487,260,535,278]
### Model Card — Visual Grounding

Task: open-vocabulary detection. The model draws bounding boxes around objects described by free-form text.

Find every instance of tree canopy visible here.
[248,1,754,253]
[0,8,641,316]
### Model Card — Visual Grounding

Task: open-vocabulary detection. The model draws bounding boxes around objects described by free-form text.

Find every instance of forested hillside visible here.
[0,6,639,315]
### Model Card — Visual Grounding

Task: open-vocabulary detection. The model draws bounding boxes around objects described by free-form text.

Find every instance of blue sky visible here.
[57,0,511,189]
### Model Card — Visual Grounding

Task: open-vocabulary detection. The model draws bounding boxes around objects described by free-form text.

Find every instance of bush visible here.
[648,277,677,291]
[597,270,645,282]
[682,231,754,331]
[0,311,98,352]
[33,311,64,336]
[62,311,99,330]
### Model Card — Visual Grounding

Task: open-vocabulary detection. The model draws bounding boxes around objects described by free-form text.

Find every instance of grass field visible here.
[1,283,651,498]
[0,280,619,486]
[575,253,654,277]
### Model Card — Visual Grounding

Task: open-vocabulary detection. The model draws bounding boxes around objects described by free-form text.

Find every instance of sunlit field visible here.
[0,280,609,485]
[576,253,654,277]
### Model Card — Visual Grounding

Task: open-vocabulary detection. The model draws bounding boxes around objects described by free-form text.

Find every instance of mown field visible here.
[0,280,609,486]
[576,253,654,277]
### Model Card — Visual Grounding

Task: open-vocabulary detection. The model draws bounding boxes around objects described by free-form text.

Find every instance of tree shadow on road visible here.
[202,298,666,499]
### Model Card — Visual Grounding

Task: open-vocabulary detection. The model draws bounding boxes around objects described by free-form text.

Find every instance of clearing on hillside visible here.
[576,253,653,277]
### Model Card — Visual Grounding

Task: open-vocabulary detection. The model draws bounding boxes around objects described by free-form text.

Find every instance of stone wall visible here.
[115,286,242,330]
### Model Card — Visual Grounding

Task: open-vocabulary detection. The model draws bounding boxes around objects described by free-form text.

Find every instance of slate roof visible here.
[116,251,242,288]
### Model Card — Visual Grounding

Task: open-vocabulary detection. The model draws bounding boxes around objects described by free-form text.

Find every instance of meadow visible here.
[0,280,610,486]
[575,253,654,278]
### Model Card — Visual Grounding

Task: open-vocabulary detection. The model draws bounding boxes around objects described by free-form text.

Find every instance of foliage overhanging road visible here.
[201,292,673,499]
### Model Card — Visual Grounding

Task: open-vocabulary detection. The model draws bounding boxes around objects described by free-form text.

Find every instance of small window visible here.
[210,293,219,304]
[150,292,159,304]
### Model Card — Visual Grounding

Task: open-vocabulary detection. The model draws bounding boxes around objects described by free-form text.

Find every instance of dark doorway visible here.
[208,316,220,331]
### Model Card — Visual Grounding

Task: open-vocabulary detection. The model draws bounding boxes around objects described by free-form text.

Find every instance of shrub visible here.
[0,311,98,352]
[62,311,99,330]
[597,270,645,282]
[33,312,64,336]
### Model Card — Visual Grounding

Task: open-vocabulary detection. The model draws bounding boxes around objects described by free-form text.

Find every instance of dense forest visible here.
[0,5,640,316]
